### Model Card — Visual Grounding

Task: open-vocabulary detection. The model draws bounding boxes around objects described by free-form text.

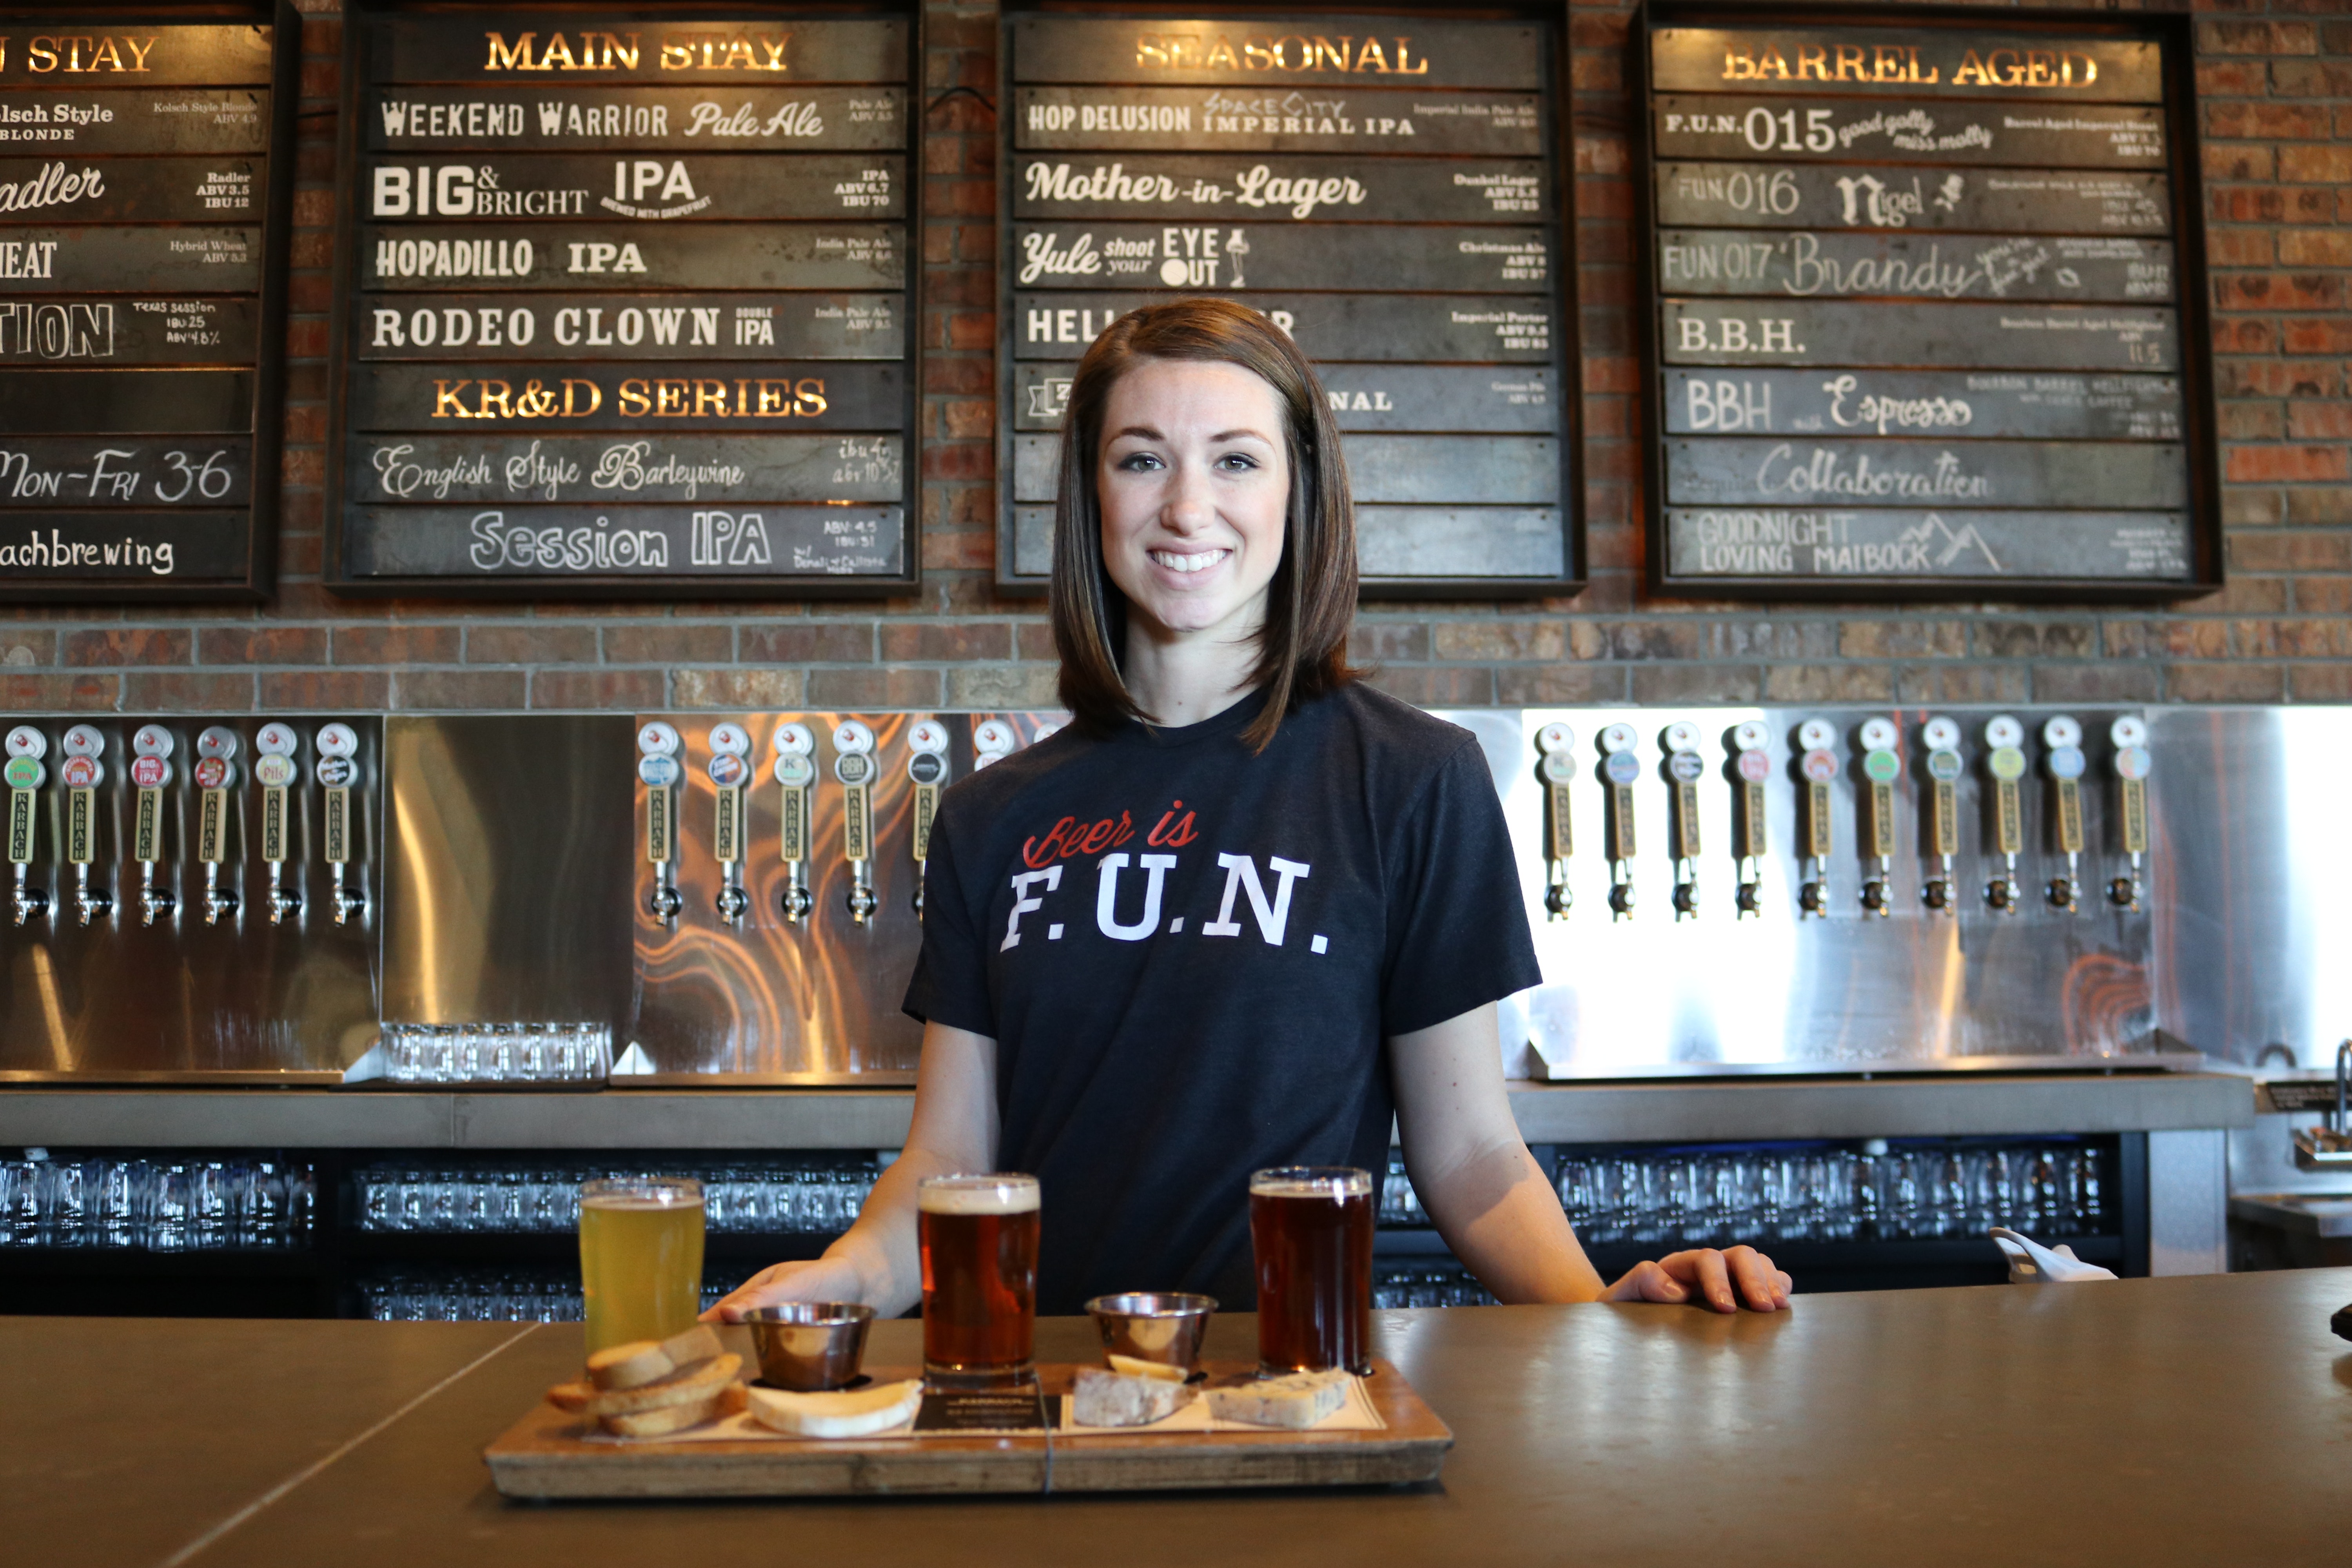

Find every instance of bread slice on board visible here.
[583,1353,742,1417]
[586,1341,673,1391]
[602,1394,721,1437]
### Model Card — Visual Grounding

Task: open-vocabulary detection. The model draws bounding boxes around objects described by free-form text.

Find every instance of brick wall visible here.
[2,0,2344,717]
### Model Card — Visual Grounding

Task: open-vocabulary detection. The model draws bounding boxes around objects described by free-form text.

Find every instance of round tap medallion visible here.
[1799,749,1839,784]
[774,753,815,788]
[4,757,43,789]
[2114,746,2153,781]
[192,757,232,789]
[61,756,101,789]
[314,757,356,788]
[1734,748,1772,783]
[131,756,170,789]
[1602,750,1642,786]
[637,755,682,788]
[1987,748,2028,782]
[1925,750,1964,783]
[252,755,298,788]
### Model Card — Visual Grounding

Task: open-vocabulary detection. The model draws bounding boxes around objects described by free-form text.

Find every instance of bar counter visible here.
[14,1269,2348,1567]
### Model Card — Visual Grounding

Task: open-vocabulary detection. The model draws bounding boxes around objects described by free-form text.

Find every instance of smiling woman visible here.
[710,298,1791,1325]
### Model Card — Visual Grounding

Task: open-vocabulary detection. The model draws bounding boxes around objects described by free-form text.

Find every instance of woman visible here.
[714,299,1789,1320]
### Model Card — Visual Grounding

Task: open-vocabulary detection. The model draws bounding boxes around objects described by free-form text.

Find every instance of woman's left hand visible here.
[1601,1245,1791,1313]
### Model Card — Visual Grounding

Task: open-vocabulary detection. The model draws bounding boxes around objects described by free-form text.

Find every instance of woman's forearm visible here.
[1416,1136,1606,1304]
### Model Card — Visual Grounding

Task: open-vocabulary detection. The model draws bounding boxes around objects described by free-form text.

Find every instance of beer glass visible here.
[1249,1166,1374,1375]
[917,1173,1040,1388]
[578,1176,705,1355]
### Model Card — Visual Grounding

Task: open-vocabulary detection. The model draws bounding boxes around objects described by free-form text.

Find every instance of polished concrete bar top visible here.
[0,1071,2256,1150]
[11,1270,2348,1568]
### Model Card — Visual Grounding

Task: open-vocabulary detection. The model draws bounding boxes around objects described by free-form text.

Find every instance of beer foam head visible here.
[918,1174,1040,1215]
[579,1176,702,1210]
[1248,1166,1372,1200]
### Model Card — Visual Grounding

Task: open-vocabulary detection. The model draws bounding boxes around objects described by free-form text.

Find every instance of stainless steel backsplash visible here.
[0,704,2338,1081]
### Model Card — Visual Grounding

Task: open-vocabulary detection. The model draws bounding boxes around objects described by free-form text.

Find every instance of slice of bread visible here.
[601,1394,720,1437]
[583,1353,742,1417]
[659,1323,725,1366]
[586,1340,673,1391]
[546,1379,594,1413]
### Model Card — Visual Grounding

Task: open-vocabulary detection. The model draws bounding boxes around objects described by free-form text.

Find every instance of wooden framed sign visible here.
[996,5,1580,597]
[1636,2,2218,601]
[0,3,297,603]
[326,3,921,599]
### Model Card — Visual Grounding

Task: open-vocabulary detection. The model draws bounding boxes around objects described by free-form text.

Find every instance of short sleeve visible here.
[1378,737,1542,1036]
[900,800,998,1036]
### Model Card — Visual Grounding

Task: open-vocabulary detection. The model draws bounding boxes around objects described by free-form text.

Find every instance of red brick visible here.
[880,622,1014,662]
[673,668,806,709]
[2280,145,2352,183]
[2205,228,2277,268]
[260,671,389,710]
[2213,273,2344,311]
[1643,664,1768,703]
[2283,317,2352,353]
[466,624,597,663]
[2291,666,2352,699]
[332,624,462,665]
[2279,230,2352,267]
[602,624,734,663]
[2200,20,2318,54]
[125,671,256,711]
[392,670,526,709]
[2033,665,2161,702]
[2227,445,2350,483]
[198,626,328,665]
[0,673,117,710]
[2218,359,2342,398]
[807,666,944,706]
[2220,402,2286,441]
[63,628,189,667]
[2208,102,2332,140]
[2232,530,2352,571]
[532,669,666,710]
[1894,664,2028,705]
[2169,664,2284,702]
[2289,402,2352,440]
[741,623,874,663]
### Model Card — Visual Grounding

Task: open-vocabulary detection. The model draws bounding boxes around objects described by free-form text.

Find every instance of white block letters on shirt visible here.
[1095,851,1177,941]
[1202,853,1310,945]
[1003,864,1063,950]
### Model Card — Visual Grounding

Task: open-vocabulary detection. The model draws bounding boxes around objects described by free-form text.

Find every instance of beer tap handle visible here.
[1598,724,1639,921]
[1728,720,1769,919]
[59,724,110,924]
[835,720,878,926]
[1919,717,1963,913]
[193,726,240,926]
[2042,716,2086,913]
[1983,715,2027,913]
[5,725,47,926]
[316,723,366,926]
[1857,717,1900,918]
[907,720,951,921]
[1663,721,1702,921]
[773,722,816,924]
[2109,715,2151,911]
[637,721,683,924]
[254,722,301,925]
[130,724,175,924]
[1795,717,1838,918]
[1535,722,1575,920]
[707,722,752,926]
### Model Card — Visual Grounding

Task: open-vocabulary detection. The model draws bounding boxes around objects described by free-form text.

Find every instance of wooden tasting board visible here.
[483,1357,1452,1499]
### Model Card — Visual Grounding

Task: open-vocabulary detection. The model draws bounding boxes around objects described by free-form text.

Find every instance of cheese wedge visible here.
[602,1394,721,1438]
[582,1353,741,1417]
[586,1340,673,1391]
[1072,1367,1192,1427]
[748,1379,924,1439]
[1106,1353,1187,1383]
[1207,1369,1349,1429]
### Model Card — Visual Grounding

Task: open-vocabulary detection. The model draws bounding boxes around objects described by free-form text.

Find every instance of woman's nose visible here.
[1159,464,1217,532]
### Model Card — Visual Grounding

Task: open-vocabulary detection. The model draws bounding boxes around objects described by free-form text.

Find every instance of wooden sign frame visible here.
[994,2,1584,600]
[0,0,298,604]
[324,1,924,601]
[1635,0,2221,603]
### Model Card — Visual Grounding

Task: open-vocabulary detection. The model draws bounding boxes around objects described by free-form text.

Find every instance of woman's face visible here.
[1096,357,1290,644]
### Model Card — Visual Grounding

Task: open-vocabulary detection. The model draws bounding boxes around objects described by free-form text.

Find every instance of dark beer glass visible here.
[917,1174,1040,1387]
[1250,1166,1374,1375]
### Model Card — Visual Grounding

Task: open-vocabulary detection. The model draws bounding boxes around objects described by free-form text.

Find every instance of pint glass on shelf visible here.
[918,1173,1040,1387]
[579,1176,705,1356]
[1250,1166,1374,1375]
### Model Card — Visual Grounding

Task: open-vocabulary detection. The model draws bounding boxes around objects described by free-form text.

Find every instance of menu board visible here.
[326,5,919,598]
[998,8,1578,595]
[0,6,295,603]
[1637,4,2218,600]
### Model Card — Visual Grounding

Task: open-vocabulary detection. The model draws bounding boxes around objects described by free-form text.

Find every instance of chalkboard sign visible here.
[997,6,1579,597]
[1637,3,2218,600]
[327,4,921,599]
[0,5,295,602]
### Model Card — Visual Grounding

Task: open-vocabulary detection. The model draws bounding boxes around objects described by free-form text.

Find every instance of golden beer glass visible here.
[579,1176,705,1355]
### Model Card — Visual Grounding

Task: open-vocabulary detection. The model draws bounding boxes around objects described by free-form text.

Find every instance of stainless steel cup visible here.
[744,1302,876,1391]
[1083,1292,1217,1372]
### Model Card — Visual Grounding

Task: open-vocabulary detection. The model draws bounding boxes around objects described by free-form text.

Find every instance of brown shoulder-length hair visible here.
[1049,298,1358,753]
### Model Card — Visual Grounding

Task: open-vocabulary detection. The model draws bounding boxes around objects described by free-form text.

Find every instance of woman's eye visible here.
[1114,452,1164,472]
[1216,453,1259,471]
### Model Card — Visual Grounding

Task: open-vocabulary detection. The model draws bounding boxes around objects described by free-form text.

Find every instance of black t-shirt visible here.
[902,682,1542,1314]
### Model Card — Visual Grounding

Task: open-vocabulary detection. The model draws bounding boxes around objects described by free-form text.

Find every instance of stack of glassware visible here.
[376,1022,613,1085]
[0,1153,315,1249]
[1379,1153,1427,1226]
[350,1159,875,1235]
[358,1268,585,1323]
[1555,1140,2107,1247]
[1373,1262,1498,1310]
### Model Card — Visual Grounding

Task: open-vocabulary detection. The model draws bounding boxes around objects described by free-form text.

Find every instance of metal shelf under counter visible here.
[0,1069,2257,1152]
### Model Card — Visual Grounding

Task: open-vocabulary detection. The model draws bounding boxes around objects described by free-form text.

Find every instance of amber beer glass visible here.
[1250,1167,1374,1374]
[578,1176,705,1356]
[917,1174,1041,1387]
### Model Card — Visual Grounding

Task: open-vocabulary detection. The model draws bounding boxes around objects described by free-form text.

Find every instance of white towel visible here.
[1989,1227,2118,1283]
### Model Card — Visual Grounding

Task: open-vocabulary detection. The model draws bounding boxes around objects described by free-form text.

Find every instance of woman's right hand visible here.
[702,1249,875,1323]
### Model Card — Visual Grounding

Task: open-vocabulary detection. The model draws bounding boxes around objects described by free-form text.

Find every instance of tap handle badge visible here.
[132,724,175,759]
[5,725,47,760]
[61,724,104,759]
[255,723,299,759]
[316,723,360,759]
